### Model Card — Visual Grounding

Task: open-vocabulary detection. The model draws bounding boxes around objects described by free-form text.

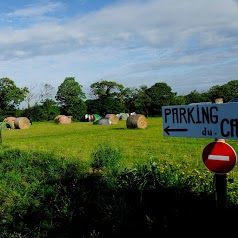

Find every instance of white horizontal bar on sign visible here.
[208,155,229,161]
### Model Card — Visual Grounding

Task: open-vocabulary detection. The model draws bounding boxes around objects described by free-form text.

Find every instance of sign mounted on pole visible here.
[162,103,238,139]
[202,141,237,174]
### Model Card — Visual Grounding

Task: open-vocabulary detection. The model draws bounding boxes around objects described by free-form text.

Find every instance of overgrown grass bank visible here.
[0,145,238,237]
[1,118,238,236]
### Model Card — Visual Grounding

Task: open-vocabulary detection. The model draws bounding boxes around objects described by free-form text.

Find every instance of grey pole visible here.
[214,98,227,210]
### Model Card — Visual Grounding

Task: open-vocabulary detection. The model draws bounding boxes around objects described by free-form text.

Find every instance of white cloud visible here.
[1,0,238,54]
[3,1,63,18]
[0,0,238,101]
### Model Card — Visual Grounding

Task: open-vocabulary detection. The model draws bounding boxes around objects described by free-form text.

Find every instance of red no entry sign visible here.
[202,141,237,174]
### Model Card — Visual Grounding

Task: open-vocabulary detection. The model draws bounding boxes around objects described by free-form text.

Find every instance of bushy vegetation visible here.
[0,148,89,238]
[1,77,238,122]
[90,142,123,173]
[0,144,238,237]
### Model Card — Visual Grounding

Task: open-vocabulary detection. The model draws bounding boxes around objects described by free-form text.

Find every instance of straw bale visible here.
[3,117,16,128]
[54,115,72,124]
[117,113,129,120]
[54,115,65,121]
[105,114,118,124]
[14,117,31,129]
[126,114,148,129]
[93,118,111,125]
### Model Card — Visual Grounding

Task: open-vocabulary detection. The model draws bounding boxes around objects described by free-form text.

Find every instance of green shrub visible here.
[0,148,88,238]
[90,142,123,173]
[0,146,237,237]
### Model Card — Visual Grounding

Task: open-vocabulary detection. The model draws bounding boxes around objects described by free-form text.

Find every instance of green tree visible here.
[123,87,137,113]
[85,99,99,115]
[207,80,238,102]
[184,90,210,104]
[0,77,29,114]
[171,95,186,106]
[41,99,60,121]
[207,85,227,103]
[221,80,238,102]
[89,80,125,115]
[146,82,176,116]
[130,85,151,116]
[55,77,87,121]
[90,80,124,99]
[22,104,44,122]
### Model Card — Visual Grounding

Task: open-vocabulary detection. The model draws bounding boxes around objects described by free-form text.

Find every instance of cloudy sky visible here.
[0,0,238,99]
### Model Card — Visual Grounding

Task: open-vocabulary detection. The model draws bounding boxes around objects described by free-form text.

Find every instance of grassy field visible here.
[1,117,238,176]
[1,117,238,237]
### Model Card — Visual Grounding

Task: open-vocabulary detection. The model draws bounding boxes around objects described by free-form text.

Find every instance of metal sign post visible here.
[214,98,227,211]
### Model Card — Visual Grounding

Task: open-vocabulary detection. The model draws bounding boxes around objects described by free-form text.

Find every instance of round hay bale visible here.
[93,118,111,125]
[54,115,72,124]
[126,114,148,129]
[105,114,119,124]
[14,117,31,129]
[54,115,65,122]
[119,113,129,120]
[3,117,16,128]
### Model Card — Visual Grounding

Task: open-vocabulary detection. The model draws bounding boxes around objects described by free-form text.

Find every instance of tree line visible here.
[0,77,237,122]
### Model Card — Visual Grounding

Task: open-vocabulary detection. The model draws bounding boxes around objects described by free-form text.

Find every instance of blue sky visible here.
[0,0,238,101]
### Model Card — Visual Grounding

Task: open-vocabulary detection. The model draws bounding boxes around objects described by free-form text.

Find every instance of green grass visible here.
[1,117,238,237]
[1,117,238,178]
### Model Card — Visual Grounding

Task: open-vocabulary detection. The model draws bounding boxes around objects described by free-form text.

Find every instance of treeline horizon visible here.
[0,77,237,122]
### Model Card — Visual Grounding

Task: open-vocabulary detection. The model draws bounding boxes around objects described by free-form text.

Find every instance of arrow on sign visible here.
[164,126,188,135]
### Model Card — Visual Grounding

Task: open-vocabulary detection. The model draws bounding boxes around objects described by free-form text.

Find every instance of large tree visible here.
[146,82,176,116]
[184,90,210,105]
[89,80,126,115]
[0,77,28,113]
[90,80,124,99]
[129,85,151,116]
[218,80,238,102]
[22,99,60,122]
[55,77,87,121]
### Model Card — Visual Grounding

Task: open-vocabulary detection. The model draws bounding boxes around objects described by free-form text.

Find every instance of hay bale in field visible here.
[93,118,111,125]
[126,114,148,129]
[54,115,72,124]
[54,115,65,121]
[105,114,118,124]
[117,113,129,120]
[3,117,16,128]
[14,117,31,129]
